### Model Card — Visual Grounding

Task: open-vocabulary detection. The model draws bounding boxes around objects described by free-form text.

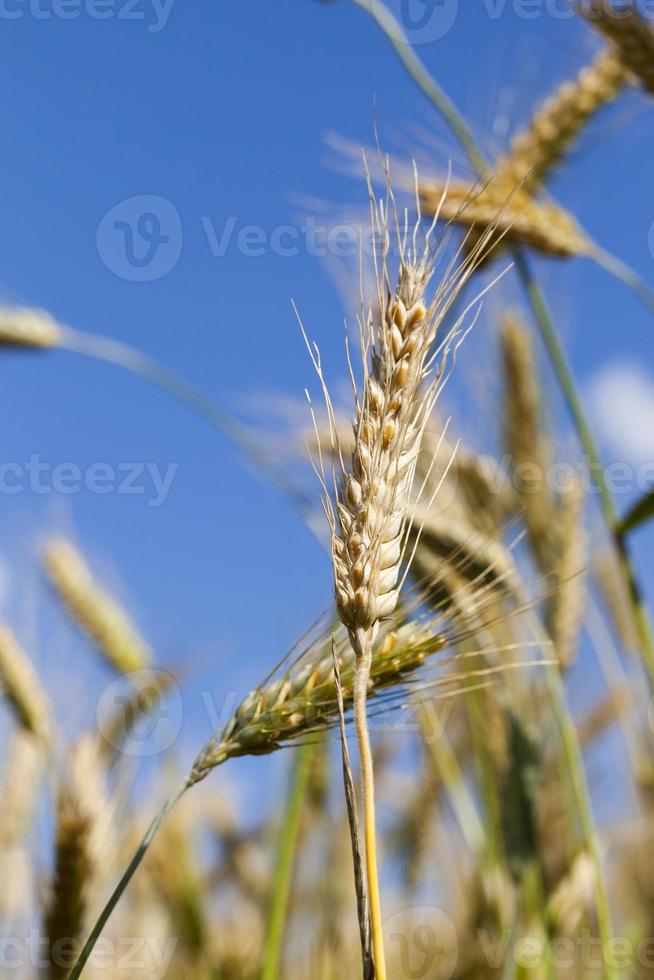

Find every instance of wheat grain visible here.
[43,538,151,674]
[0,626,50,741]
[580,0,654,93]
[0,306,63,349]
[493,48,629,194]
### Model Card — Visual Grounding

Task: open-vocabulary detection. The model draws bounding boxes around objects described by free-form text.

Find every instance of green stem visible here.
[545,666,614,968]
[68,777,190,980]
[261,742,315,980]
[350,0,489,179]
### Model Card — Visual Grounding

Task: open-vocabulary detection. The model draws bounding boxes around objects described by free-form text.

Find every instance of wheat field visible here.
[2,2,654,978]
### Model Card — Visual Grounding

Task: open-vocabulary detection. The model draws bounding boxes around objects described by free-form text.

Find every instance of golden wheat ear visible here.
[579,0,654,93]
[492,47,629,194]
[0,307,64,349]
[43,539,151,675]
[43,736,113,980]
[0,626,51,742]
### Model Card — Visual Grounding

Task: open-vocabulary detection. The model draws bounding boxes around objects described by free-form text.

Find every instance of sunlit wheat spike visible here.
[192,621,447,775]
[44,736,113,980]
[493,47,629,194]
[551,478,587,670]
[501,313,554,570]
[0,626,51,741]
[580,0,654,93]
[418,179,591,260]
[0,731,43,846]
[0,306,63,349]
[43,538,151,674]
[190,604,546,780]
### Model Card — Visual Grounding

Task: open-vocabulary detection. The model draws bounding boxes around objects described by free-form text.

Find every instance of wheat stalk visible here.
[43,539,151,675]
[580,0,654,94]
[301,174,497,978]
[0,626,51,741]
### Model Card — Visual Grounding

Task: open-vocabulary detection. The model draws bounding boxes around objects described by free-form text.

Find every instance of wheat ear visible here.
[0,626,51,741]
[303,175,490,978]
[501,313,555,570]
[493,47,629,194]
[43,539,151,674]
[580,0,654,93]
[551,478,587,670]
[44,736,112,979]
[418,179,591,260]
[0,306,63,348]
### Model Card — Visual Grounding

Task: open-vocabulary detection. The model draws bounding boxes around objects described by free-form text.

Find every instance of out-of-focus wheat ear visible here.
[418,179,591,261]
[0,626,51,742]
[493,47,629,195]
[550,478,587,670]
[0,731,44,923]
[43,735,113,980]
[42,538,151,675]
[580,0,654,93]
[0,307,63,349]
[0,731,43,845]
[500,313,555,571]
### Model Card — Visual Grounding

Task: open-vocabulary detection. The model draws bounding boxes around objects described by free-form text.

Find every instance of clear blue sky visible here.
[1,0,653,791]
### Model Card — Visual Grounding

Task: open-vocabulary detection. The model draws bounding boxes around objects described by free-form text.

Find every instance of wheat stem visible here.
[354,643,385,979]
[261,742,315,980]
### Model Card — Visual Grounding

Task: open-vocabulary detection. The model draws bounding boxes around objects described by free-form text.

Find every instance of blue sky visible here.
[0,0,653,797]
